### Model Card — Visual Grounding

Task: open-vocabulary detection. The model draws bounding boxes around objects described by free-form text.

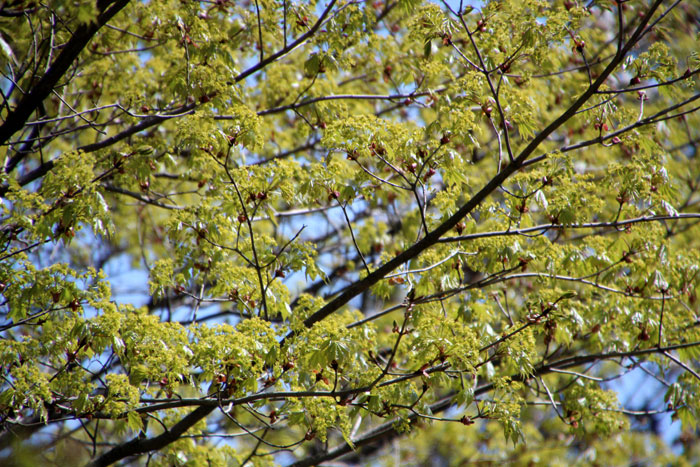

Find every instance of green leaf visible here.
[126,412,143,433]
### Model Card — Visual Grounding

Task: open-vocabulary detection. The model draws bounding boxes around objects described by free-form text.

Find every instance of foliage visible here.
[1,0,699,465]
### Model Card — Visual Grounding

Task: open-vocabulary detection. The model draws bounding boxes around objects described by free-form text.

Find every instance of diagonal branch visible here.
[0,0,339,198]
[87,405,215,467]
[289,0,666,340]
[0,0,131,147]
[232,0,337,84]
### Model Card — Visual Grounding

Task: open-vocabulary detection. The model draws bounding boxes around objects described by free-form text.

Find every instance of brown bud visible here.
[638,327,650,341]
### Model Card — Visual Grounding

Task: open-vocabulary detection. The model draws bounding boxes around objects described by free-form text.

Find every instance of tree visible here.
[1,0,699,464]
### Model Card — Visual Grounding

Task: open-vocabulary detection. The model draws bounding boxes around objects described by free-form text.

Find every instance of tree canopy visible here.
[1,0,700,465]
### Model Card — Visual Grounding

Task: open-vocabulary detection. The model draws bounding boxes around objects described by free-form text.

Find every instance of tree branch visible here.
[288,0,666,340]
[87,406,215,467]
[289,339,700,467]
[0,0,131,147]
